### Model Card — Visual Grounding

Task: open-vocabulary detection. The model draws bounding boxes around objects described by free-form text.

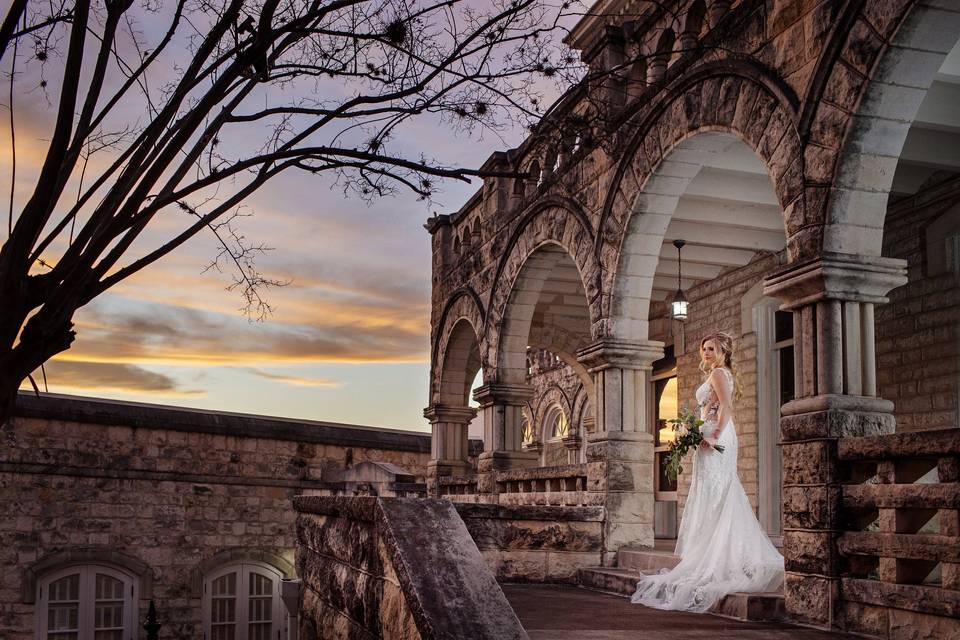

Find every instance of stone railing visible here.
[495,464,589,506]
[835,428,960,638]
[437,474,479,500]
[438,464,590,506]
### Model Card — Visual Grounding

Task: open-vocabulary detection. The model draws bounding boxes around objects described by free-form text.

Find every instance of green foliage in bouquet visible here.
[664,406,725,482]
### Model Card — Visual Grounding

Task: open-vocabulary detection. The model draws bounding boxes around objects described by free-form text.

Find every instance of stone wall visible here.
[0,394,430,639]
[456,503,603,583]
[294,496,528,640]
[877,177,960,432]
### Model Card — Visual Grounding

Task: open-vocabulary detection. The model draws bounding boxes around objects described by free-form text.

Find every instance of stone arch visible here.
[814,2,960,256]
[22,548,155,603]
[486,199,602,383]
[598,70,802,339]
[534,383,572,442]
[189,549,295,598]
[431,289,485,406]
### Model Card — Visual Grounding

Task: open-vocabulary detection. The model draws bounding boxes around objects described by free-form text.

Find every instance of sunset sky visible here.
[4,3,576,432]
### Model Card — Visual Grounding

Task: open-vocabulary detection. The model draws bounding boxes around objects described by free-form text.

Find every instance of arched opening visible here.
[613,131,788,541]
[495,242,596,466]
[647,28,675,84]
[867,25,960,434]
[680,1,706,51]
[827,5,960,256]
[433,316,483,471]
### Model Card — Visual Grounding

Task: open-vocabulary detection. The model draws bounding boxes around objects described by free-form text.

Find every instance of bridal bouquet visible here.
[663,406,725,481]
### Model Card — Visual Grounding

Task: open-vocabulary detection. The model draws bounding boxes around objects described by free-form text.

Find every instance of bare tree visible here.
[0,0,591,423]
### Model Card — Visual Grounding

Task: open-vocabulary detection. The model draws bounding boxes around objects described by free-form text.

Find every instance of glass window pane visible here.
[655,377,678,446]
[211,625,236,640]
[214,573,237,597]
[249,573,272,598]
[248,622,272,640]
[775,311,793,343]
[49,575,80,602]
[779,346,795,405]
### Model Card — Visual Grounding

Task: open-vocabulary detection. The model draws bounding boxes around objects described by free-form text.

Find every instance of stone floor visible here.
[502,584,860,639]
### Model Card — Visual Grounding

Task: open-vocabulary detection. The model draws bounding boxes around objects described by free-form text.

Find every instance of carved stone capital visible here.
[763,252,907,310]
[576,339,664,372]
[423,404,477,424]
[472,383,534,408]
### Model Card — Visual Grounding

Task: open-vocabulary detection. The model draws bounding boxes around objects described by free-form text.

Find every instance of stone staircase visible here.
[576,543,786,623]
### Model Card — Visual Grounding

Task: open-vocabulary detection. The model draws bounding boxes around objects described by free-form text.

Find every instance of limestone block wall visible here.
[0,394,430,640]
[877,178,960,432]
[455,503,603,583]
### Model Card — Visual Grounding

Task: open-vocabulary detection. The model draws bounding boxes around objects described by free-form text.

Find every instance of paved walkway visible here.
[503,584,859,639]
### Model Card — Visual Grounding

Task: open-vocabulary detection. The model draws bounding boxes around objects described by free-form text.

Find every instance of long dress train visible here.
[631,367,784,612]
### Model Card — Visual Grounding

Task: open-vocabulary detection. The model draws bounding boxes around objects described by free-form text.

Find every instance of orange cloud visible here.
[19,360,204,397]
[242,368,344,388]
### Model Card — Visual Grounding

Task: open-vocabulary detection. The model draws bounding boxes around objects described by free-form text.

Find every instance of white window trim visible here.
[754,300,792,541]
[35,564,139,640]
[202,560,287,640]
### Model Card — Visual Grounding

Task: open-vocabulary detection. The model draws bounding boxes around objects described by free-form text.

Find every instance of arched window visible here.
[545,404,569,441]
[202,561,287,640]
[35,564,139,640]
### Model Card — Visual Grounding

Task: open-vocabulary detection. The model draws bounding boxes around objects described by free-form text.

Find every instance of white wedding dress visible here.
[631,367,784,612]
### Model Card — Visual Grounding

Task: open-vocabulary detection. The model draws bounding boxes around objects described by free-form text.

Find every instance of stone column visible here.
[424,405,477,497]
[473,383,537,492]
[763,252,906,628]
[577,339,664,565]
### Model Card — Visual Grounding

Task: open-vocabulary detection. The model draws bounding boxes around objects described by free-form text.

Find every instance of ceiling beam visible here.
[672,196,784,231]
[664,220,787,252]
[657,243,758,267]
[683,167,779,206]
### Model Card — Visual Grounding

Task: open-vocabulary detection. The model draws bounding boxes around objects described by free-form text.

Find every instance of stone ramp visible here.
[295,496,528,640]
[576,546,786,623]
[503,584,856,639]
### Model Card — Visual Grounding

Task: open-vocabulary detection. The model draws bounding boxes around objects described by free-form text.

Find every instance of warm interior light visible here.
[671,290,688,322]
[658,426,676,444]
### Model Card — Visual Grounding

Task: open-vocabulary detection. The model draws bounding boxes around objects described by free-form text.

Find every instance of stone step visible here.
[575,567,787,623]
[617,546,680,573]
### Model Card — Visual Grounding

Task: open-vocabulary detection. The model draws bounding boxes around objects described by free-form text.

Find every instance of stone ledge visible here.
[838,531,960,563]
[492,463,587,482]
[838,428,960,460]
[1,461,335,490]
[842,483,960,509]
[841,578,960,618]
[454,503,604,522]
[14,392,430,452]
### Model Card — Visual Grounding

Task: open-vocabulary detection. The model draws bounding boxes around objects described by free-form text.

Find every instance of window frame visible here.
[35,563,139,640]
[201,560,287,640]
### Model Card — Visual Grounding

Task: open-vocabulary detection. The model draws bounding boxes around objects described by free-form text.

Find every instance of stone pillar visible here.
[764,253,906,628]
[562,434,583,465]
[424,405,477,497]
[473,382,537,473]
[577,339,664,565]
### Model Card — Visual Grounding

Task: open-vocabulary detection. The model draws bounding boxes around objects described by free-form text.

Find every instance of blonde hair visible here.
[699,331,743,401]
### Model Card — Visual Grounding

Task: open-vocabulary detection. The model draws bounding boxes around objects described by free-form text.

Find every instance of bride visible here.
[631,331,784,612]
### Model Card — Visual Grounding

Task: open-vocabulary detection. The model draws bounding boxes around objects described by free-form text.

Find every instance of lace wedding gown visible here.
[631,367,784,612]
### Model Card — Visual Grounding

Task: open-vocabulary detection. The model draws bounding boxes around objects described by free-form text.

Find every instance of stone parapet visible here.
[294,496,527,640]
[454,503,603,583]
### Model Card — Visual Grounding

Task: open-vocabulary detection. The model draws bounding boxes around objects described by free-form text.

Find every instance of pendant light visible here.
[671,239,688,322]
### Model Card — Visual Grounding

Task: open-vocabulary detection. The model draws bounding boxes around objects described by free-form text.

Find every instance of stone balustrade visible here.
[438,463,589,506]
[833,428,960,638]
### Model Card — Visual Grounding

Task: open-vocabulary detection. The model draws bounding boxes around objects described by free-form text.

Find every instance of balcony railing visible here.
[438,463,589,506]
[836,428,960,627]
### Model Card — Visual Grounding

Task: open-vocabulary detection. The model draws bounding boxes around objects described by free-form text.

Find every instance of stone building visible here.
[425,0,960,636]
[0,394,431,639]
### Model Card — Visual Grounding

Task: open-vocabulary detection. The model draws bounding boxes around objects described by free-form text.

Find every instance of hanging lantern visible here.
[671,239,688,322]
